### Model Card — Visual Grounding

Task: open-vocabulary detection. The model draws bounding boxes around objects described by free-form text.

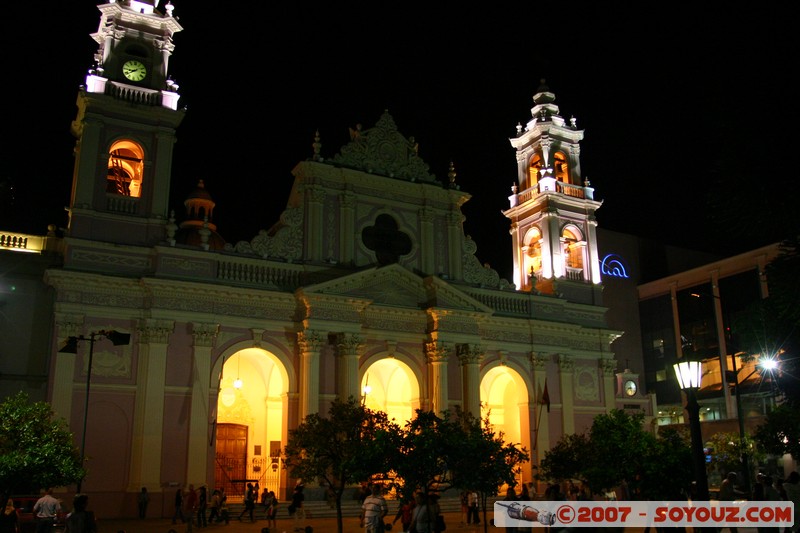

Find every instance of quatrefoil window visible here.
[361,214,412,265]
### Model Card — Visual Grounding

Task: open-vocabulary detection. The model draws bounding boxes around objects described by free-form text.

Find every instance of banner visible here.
[493,500,793,528]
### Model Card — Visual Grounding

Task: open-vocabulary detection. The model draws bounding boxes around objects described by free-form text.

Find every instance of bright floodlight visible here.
[760,358,779,371]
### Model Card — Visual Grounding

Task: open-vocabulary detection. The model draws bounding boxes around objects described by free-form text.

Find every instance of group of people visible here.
[173,484,230,528]
[459,489,480,526]
[0,488,97,533]
[361,484,445,533]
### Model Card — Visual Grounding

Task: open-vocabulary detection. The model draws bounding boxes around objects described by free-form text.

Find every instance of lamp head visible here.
[103,330,131,346]
[674,357,704,390]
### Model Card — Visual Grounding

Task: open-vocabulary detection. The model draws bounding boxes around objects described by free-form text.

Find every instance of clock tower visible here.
[503,80,603,295]
[67,0,184,246]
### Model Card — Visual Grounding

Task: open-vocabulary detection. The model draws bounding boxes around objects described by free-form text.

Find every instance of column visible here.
[419,207,435,275]
[531,352,549,495]
[298,330,324,418]
[711,272,735,418]
[425,341,450,416]
[335,333,363,402]
[51,316,82,421]
[187,322,218,484]
[457,344,483,418]
[307,187,326,262]
[129,319,174,491]
[339,192,356,264]
[446,211,463,280]
[600,358,618,411]
[557,354,575,435]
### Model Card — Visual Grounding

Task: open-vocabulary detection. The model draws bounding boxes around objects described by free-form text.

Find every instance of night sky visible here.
[2,3,794,280]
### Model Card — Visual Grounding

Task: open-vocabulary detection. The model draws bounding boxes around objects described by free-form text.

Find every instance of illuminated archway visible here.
[481,364,532,486]
[107,140,144,197]
[216,347,289,499]
[360,357,418,425]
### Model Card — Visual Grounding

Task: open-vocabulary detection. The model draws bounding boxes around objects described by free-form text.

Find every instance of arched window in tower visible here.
[522,227,543,290]
[106,140,144,197]
[528,153,543,190]
[554,151,569,184]
[562,227,585,278]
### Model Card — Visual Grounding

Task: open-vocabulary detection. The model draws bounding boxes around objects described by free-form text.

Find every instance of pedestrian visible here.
[719,472,744,533]
[520,483,530,501]
[137,487,149,519]
[458,490,468,526]
[759,475,781,533]
[196,486,207,528]
[265,490,278,529]
[237,483,255,522]
[64,494,97,533]
[219,488,229,524]
[207,489,221,525]
[33,488,62,533]
[393,495,415,533]
[360,484,388,533]
[0,497,19,533]
[184,484,197,533]
[467,489,479,525]
[172,487,185,524]
[409,493,432,533]
[289,483,305,532]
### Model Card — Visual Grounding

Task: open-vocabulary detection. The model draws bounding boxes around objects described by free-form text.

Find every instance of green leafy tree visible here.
[391,410,452,500]
[283,397,401,533]
[754,404,800,460]
[538,410,694,500]
[0,392,83,503]
[707,431,763,478]
[445,407,529,533]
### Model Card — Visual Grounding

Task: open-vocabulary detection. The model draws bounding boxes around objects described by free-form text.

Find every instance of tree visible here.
[538,409,693,500]
[283,396,401,533]
[445,407,529,533]
[754,403,800,460]
[0,392,83,504]
[391,410,452,500]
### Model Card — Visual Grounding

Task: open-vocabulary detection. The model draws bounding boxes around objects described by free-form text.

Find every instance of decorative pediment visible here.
[331,111,439,184]
[300,264,492,314]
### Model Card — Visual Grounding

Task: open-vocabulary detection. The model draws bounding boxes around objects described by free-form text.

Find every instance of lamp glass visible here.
[674,360,703,389]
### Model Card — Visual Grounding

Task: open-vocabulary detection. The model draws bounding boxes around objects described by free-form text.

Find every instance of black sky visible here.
[1,4,795,281]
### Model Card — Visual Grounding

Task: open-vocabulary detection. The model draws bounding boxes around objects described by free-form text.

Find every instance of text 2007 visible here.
[577,506,632,523]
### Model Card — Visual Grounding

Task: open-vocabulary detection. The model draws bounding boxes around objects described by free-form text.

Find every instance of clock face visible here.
[624,380,638,396]
[122,60,147,82]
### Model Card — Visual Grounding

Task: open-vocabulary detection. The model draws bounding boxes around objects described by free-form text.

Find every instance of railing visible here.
[565,266,584,281]
[512,180,594,207]
[215,455,283,502]
[107,82,162,105]
[106,194,139,214]
[217,260,303,289]
[0,232,46,252]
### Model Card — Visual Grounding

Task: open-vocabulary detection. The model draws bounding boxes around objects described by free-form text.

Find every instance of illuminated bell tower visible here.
[503,80,603,294]
[68,0,184,246]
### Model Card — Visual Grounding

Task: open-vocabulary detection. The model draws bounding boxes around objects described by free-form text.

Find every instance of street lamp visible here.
[673,356,710,502]
[59,329,131,492]
[724,354,779,499]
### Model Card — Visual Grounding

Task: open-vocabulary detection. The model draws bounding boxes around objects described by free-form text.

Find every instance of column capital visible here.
[425,341,451,363]
[456,344,484,365]
[530,352,548,370]
[190,322,218,347]
[139,319,176,344]
[334,333,363,356]
[298,329,325,353]
[599,358,619,376]
[557,354,574,372]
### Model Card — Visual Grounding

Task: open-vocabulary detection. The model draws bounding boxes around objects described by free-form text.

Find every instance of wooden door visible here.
[214,423,247,499]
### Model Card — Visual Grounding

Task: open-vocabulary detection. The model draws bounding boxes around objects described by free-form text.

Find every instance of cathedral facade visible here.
[0,0,653,517]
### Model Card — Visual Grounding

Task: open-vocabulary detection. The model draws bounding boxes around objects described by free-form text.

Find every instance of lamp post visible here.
[59,329,131,492]
[724,355,778,499]
[673,357,710,502]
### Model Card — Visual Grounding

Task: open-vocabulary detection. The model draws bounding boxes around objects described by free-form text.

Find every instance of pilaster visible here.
[187,322,218,485]
[298,329,324,417]
[334,333,363,402]
[456,344,483,417]
[425,340,450,416]
[557,354,575,435]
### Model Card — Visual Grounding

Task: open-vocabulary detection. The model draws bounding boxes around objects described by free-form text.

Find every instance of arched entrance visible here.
[360,357,419,425]
[481,364,532,487]
[214,347,288,500]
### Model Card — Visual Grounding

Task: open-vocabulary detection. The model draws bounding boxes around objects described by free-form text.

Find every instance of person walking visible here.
[64,494,97,533]
[172,487,185,525]
[237,483,255,522]
[137,487,149,519]
[196,486,207,528]
[207,490,221,525]
[33,488,62,533]
[265,490,278,528]
[289,483,305,532]
[360,484,388,533]
[409,493,432,533]
[184,484,197,533]
[467,489,479,525]
[393,496,415,533]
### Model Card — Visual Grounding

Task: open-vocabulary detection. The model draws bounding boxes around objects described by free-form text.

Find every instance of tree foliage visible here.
[754,404,800,460]
[283,397,401,533]
[538,409,693,500]
[0,392,83,499]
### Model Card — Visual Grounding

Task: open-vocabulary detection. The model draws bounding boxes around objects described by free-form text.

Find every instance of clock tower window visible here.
[106,140,144,198]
